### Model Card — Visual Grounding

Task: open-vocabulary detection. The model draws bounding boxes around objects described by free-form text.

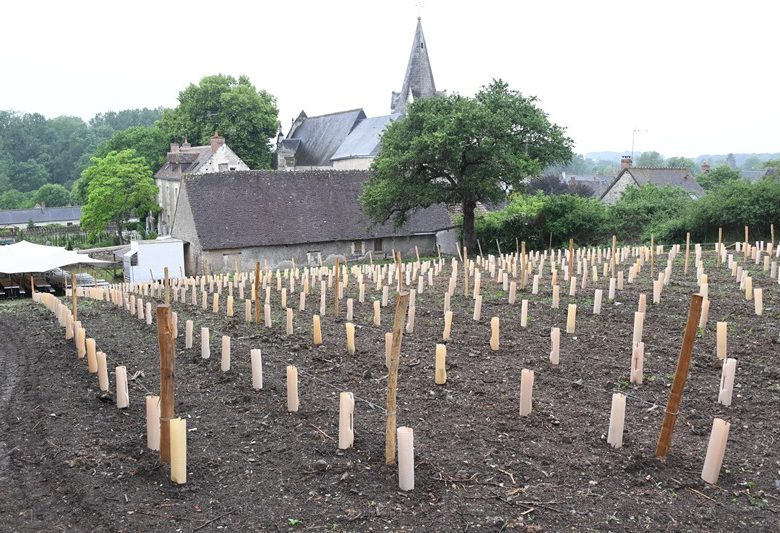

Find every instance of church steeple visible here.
[391,17,438,115]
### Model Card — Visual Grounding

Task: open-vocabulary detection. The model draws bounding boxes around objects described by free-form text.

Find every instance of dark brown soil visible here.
[1,251,779,532]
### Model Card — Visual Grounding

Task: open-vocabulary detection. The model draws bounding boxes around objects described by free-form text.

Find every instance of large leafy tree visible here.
[664,156,697,175]
[80,150,158,243]
[696,165,742,191]
[636,150,665,167]
[363,80,573,251]
[95,125,169,173]
[34,183,71,207]
[158,74,278,169]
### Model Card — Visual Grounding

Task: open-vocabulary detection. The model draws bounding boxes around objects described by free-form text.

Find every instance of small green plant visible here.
[288,518,301,527]
[617,377,631,390]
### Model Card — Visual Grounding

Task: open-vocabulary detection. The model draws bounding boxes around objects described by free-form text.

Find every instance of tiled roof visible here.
[176,170,453,250]
[0,206,81,225]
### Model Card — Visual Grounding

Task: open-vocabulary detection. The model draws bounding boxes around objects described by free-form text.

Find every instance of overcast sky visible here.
[2,0,777,158]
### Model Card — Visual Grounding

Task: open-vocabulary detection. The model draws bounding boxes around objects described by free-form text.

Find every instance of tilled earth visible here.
[1,251,779,532]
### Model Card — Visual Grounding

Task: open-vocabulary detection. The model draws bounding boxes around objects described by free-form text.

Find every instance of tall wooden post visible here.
[463,246,469,297]
[568,239,574,279]
[717,227,723,266]
[71,272,78,321]
[684,232,691,274]
[334,258,340,318]
[254,261,260,324]
[771,223,775,248]
[477,239,484,259]
[156,304,176,464]
[30,274,36,294]
[520,241,527,289]
[164,266,170,305]
[610,235,617,278]
[395,251,402,293]
[744,225,749,261]
[650,234,655,279]
[386,291,410,465]
[655,294,704,459]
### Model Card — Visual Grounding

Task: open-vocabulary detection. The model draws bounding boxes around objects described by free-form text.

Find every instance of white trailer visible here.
[123,238,184,283]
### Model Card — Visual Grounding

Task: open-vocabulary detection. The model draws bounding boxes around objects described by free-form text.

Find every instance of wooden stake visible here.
[477,239,484,259]
[254,261,260,324]
[650,234,655,279]
[164,266,170,305]
[717,227,723,265]
[684,232,690,274]
[71,271,78,321]
[655,293,704,459]
[334,258,340,318]
[386,291,410,466]
[520,241,527,289]
[395,251,402,293]
[744,225,749,261]
[611,235,617,278]
[771,223,775,247]
[568,239,574,279]
[156,304,176,464]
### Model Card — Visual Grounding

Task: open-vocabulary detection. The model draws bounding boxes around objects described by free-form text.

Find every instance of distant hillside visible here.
[585,151,780,165]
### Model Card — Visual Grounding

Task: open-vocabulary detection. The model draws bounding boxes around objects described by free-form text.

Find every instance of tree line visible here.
[0,74,279,213]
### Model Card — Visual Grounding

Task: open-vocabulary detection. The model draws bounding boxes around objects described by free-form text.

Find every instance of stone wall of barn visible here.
[195,234,439,274]
[600,173,635,205]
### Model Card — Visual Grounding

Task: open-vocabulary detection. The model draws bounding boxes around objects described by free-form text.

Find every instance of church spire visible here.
[391,18,438,115]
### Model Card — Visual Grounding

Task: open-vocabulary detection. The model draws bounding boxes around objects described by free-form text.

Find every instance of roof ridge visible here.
[301,108,365,120]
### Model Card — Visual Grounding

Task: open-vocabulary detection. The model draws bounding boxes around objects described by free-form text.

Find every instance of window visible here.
[352,241,364,255]
[218,163,228,172]
[307,251,321,265]
[374,238,383,252]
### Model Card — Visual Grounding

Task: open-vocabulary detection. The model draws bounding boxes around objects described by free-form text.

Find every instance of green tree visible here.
[10,160,49,192]
[363,80,573,251]
[696,165,742,191]
[80,150,158,243]
[34,183,71,207]
[159,74,278,169]
[664,156,697,175]
[0,189,32,209]
[741,156,763,170]
[606,184,694,242]
[763,159,780,170]
[95,125,169,172]
[636,151,664,167]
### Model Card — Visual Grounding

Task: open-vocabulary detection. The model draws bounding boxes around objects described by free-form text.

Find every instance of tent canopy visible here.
[0,240,110,274]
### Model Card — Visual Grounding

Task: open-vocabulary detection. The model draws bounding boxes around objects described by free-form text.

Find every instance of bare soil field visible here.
[1,249,778,532]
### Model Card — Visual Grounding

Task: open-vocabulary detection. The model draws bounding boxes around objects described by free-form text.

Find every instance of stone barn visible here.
[171,170,457,274]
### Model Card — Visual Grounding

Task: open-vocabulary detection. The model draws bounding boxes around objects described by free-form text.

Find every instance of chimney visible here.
[170,142,180,154]
[181,137,191,149]
[210,132,225,153]
[620,155,632,170]
[701,160,711,173]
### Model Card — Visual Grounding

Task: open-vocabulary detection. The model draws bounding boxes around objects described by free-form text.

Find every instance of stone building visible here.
[171,170,458,274]
[275,18,443,171]
[599,156,705,204]
[154,133,248,235]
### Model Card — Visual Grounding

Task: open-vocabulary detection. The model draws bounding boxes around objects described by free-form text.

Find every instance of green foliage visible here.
[0,107,163,197]
[696,165,743,191]
[80,150,158,243]
[158,74,278,169]
[687,178,780,240]
[606,184,694,242]
[363,79,573,251]
[538,194,607,246]
[741,156,763,170]
[0,189,33,209]
[34,183,71,207]
[475,192,605,251]
[95,125,169,172]
[763,159,780,169]
[664,156,697,175]
[636,151,664,167]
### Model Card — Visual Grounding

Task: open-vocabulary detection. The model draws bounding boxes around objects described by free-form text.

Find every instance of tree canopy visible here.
[80,150,158,243]
[158,74,279,169]
[362,79,574,251]
[696,165,742,191]
[636,151,665,167]
[34,183,71,207]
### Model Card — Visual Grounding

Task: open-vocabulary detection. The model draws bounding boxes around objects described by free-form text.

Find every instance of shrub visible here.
[606,185,694,243]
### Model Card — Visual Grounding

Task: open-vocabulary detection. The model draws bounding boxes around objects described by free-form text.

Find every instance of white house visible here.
[154,133,249,235]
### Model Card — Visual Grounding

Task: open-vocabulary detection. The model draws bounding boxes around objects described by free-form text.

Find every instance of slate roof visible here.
[601,167,705,199]
[176,170,453,250]
[740,168,777,182]
[331,114,400,161]
[154,145,213,180]
[284,109,366,166]
[391,18,438,114]
[0,206,81,226]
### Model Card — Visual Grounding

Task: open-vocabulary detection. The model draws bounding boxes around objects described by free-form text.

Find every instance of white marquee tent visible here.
[0,241,109,274]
